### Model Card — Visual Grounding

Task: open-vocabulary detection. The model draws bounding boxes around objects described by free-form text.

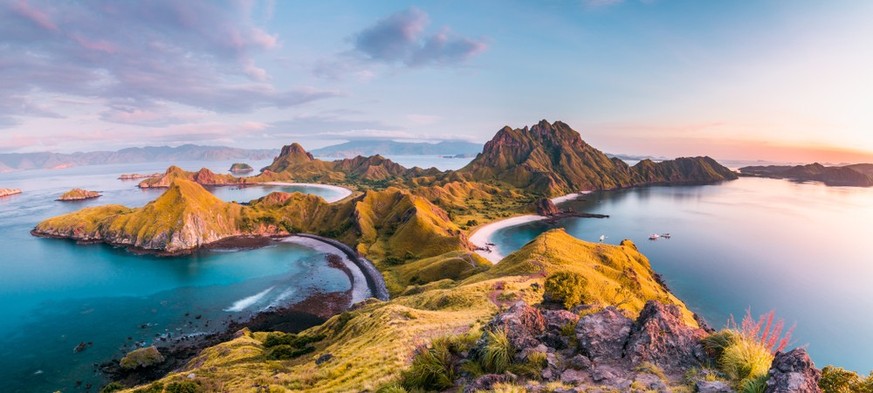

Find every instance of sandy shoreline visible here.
[261,182,352,203]
[469,191,592,264]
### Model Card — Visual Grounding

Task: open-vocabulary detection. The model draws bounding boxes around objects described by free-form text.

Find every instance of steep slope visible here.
[460,120,635,195]
[460,120,737,196]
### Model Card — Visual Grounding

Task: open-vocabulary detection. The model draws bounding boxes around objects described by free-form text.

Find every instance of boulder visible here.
[764,348,822,393]
[486,301,546,351]
[575,307,632,363]
[624,301,708,372]
[540,309,579,350]
[119,346,165,370]
[695,380,734,393]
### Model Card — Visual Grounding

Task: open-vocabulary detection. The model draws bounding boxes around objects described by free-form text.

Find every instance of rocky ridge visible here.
[57,188,101,201]
[740,163,873,187]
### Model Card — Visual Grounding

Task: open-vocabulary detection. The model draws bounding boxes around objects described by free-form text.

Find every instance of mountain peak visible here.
[279,143,314,161]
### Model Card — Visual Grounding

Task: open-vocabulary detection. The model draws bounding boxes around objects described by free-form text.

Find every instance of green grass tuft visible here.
[481,328,514,374]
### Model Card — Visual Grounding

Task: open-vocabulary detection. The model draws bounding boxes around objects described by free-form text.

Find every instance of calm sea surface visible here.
[0,160,352,392]
[490,177,873,372]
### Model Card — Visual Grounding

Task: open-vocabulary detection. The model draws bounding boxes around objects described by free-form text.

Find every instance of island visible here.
[0,188,22,198]
[118,173,160,180]
[32,121,826,393]
[56,188,102,201]
[740,163,873,187]
[228,162,254,174]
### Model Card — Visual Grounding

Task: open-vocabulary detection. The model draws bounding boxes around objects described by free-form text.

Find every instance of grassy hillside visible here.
[119,229,699,392]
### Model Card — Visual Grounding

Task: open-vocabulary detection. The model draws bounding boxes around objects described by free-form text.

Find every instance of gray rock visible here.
[695,380,734,393]
[567,354,592,370]
[486,301,546,351]
[764,348,822,393]
[465,374,516,393]
[625,301,708,372]
[560,368,589,385]
[633,372,668,392]
[575,307,632,363]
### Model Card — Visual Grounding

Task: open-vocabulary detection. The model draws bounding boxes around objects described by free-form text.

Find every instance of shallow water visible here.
[490,177,873,371]
[0,160,351,392]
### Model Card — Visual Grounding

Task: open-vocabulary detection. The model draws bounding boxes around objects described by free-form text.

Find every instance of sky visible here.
[1,0,872,163]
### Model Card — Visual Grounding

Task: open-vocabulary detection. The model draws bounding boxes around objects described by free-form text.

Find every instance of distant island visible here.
[57,188,102,201]
[228,163,254,174]
[0,188,22,198]
[740,163,873,187]
[118,173,161,181]
[310,139,482,158]
[0,145,278,172]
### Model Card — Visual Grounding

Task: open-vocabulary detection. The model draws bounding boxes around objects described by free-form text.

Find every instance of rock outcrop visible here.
[57,188,101,201]
[460,120,738,196]
[534,197,560,216]
[624,301,708,372]
[0,188,22,197]
[740,163,873,187]
[764,348,822,393]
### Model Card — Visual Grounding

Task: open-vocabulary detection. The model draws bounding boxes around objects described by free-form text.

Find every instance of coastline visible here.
[292,233,390,301]
[469,191,592,264]
[282,235,377,303]
[260,182,353,203]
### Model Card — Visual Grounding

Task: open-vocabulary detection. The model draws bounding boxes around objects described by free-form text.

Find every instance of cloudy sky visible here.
[2,0,872,162]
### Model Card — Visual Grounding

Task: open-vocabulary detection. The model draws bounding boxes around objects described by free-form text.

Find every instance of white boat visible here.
[599,235,606,243]
[648,234,660,240]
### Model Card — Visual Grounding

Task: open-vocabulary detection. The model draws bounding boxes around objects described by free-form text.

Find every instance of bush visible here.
[132,383,163,393]
[165,381,201,393]
[819,366,873,393]
[719,336,773,385]
[702,330,742,362]
[267,344,316,360]
[263,332,325,360]
[481,328,513,373]
[401,338,456,390]
[544,271,588,309]
[509,351,547,380]
[728,309,794,354]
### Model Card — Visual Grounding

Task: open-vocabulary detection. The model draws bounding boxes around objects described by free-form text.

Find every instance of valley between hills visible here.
[32,121,839,393]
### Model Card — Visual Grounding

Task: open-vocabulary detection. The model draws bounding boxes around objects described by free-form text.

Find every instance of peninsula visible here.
[0,188,21,198]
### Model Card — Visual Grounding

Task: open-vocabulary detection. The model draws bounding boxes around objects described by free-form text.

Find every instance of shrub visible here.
[819,366,873,393]
[267,344,316,360]
[481,328,513,373]
[165,381,201,393]
[263,332,325,360]
[132,383,163,393]
[544,271,588,309]
[719,336,773,384]
[702,330,742,362]
[401,338,456,391]
[728,309,794,354]
[509,351,547,379]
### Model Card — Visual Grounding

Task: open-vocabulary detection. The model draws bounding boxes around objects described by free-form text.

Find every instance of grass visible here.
[718,336,773,386]
[481,328,513,373]
[739,375,768,393]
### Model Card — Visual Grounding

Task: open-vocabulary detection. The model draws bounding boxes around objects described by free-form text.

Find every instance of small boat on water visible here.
[661,233,672,239]
[648,234,660,240]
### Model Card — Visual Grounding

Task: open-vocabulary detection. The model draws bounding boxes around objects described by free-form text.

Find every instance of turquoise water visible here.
[490,177,873,372]
[0,161,351,392]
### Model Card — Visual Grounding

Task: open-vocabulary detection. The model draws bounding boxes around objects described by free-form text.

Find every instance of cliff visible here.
[460,120,737,196]
[0,188,22,197]
[740,163,873,187]
[57,188,101,201]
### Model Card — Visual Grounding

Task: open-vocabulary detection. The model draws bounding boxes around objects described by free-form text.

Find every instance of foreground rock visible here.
[764,348,822,393]
[57,188,101,201]
[0,188,21,197]
[120,346,165,370]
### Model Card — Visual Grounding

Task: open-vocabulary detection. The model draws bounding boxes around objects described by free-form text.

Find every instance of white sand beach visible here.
[261,182,353,203]
[469,192,593,264]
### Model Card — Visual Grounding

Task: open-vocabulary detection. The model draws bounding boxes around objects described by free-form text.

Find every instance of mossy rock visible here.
[120,346,165,370]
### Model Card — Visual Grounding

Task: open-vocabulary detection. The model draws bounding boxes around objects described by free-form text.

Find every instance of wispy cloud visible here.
[354,8,487,67]
[0,0,335,128]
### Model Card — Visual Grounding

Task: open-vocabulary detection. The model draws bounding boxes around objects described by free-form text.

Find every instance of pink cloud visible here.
[10,0,57,32]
